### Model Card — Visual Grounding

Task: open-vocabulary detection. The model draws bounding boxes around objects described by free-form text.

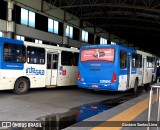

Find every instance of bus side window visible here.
[47,54,58,69]
[52,54,58,69]
[47,54,51,69]
[27,46,45,64]
[61,51,73,66]
[73,52,79,66]
[120,50,127,69]
[4,43,26,63]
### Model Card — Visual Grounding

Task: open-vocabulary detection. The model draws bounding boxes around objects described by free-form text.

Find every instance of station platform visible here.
[63,88,159,130]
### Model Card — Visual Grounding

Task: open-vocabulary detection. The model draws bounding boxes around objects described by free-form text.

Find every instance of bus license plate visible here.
[92,84,98,88]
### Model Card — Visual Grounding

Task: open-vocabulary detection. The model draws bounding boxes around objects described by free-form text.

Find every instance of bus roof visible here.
[0,37,79,53]
[0,37,23,45]
[80,44,136,52]
[25,41,79,53]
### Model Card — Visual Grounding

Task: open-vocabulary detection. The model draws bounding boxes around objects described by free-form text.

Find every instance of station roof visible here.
[44,0,160,56]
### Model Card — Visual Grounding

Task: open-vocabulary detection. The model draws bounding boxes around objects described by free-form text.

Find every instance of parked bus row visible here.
[77,44,157,93]
[0,37,158,94]
[0,37,79,94]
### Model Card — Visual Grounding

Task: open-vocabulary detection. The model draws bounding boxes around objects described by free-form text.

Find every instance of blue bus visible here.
[77,44,157,93]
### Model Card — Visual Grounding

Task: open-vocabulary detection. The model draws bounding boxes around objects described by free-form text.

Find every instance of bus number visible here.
[100,80,111,83]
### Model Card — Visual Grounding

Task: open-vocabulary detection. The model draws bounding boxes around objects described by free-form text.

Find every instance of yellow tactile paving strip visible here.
[91,94,156,130]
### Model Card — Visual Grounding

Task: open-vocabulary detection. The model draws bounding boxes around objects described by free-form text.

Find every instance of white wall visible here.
[14,0,42,11]
[16,24,62,44]
[0,20,7,31]
[68,39,89,48]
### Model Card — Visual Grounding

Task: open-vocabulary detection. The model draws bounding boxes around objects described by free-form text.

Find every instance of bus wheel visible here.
[133,79,138,94]
[13,78,29,94]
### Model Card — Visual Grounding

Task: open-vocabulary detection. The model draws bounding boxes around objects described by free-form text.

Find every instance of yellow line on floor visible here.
[91,94,156,130]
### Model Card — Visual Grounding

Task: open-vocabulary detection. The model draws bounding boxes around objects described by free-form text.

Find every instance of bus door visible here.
[142,57,147,84]
[45,52,59,87]
[127,56,132,88]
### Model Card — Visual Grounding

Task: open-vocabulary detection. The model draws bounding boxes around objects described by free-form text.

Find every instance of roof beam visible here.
[43,2,160,14]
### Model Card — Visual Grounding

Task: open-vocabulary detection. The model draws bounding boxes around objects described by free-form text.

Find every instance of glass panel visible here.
[52,54,58,69]
[65,25,69,37]
[35,39,39,43]
[120,50,126,68]
[29,11,35,27]
[61,51,73,66]
[66,25,73,38]
[0,32,3,37]
[73,52,79,66]
[47,54,51,69]
[27,46,45,64]
[21,8,28,25]
[4,43,26,63]
[82,30,85,41]
[84,31,88,42]
[39,40,42,44]
[132,54,136,68]
[70,26,73,38]
[100,37,107,44]
[111,41,116,44]
[21,36,25,41]
[54,20,59,34]
[16,35,21,40]
[48,18,53,32]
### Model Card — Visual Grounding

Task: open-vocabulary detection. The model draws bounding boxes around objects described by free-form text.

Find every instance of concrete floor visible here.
[63,89,157,130]
[0,86,129,122]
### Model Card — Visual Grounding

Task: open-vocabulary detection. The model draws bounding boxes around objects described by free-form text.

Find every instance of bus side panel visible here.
[0,41,46,90]
[139,52,156,84]
[117,48,128,91]
[24,64,46,88]
[55,52,78,86]
[0,70,24,90]
[142,56,150,84]
[0,63,46,90]
[118,67,129,91]
[57,66,78,86]
[118,49,139,91]
[144,68,153,83]
[0,42,26,90]
[136,68,143,86]
[129,70,143,89]
[118,75,127,91]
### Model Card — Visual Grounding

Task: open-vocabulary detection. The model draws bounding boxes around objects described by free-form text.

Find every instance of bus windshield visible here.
[81,48,114,62]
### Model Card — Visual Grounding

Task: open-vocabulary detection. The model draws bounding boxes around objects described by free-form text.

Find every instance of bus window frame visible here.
[27,46,45,65]
[120,49,127,69]
[132,53,142,68]
[3,43,26,63]
[61,51,73,66]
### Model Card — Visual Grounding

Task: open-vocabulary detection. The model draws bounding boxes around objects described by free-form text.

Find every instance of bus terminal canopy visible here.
[43,0,160,56]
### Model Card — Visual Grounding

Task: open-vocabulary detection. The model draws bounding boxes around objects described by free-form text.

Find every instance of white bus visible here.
[0,37,79,94]
[137,50,157,85]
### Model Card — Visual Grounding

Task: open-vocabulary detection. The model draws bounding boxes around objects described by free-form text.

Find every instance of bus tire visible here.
[13,78,29,94]
[133,79,138,94]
